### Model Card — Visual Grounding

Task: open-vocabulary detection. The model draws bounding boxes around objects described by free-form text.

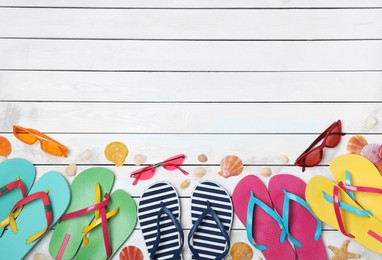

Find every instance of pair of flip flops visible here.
[307,154,382,254]
[0,159,70,259]
[233,174,326,260]
[49,167,137,260]
[138,181,233,260]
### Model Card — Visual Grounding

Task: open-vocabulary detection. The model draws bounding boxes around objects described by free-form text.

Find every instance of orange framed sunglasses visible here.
[13,125,69,157]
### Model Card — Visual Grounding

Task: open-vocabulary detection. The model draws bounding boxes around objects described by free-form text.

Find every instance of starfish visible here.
[328,240,361,260]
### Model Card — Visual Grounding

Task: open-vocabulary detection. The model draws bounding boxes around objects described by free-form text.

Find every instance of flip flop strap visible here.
[9,191,52,244]
[246,190,286,251]
[188,201,230,260]
[0,179,27,228]
[151,202,184,260]
[281,189,322,248]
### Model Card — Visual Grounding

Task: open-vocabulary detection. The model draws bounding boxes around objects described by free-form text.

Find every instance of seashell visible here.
[379,146,382,159]
[134,154,147,166]
[0,136,11,157]
[33,253,47,260]
[230,242,253,260]
[65,163,77,176]
[261,167,272,177]
[180,179,190,189]
[197,154,208,163]
[218,155,243,178]
[347,135,368,155]
[375,161,382,175]
[279,154,289,164]
[80,149,93,161]
[119,246,144,260]
[365,116,378,130]
[361,144,381,164]
[104,141,128,167]
[194,167,207,178]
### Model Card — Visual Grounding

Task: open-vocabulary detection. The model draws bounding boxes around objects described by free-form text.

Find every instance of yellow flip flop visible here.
[331,154,382,222]
[306,175,382,253]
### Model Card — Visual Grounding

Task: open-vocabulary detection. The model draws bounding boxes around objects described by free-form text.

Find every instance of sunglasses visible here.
[130,154,188,185]
[13,125,69,157]
[295,120,345,172]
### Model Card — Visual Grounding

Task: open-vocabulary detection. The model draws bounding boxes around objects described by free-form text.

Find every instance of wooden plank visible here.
[0,103,381,133]
[1,71,382,102]
[2,0,382,8]
[1,9,382,39]
[1,40,382,71]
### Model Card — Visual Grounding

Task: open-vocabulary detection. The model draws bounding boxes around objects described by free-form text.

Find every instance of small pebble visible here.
[33,253,47,260]
[365,116,378,130]
[134,154,147,166]
[80,149,93,161]
[65,163,77,176]
[261,167,272,177]
[279,155,289,164]
[197,154,208,163]
[194,167,207,178]
[180,179,190,189]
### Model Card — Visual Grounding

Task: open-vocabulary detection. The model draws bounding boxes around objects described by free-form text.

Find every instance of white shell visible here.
[261,167,272,177]
[65,163,77,176]
[365,116,378,130]
[180,179,190,189]
[80,149,93,161]
[194,167,207,178]
[279,155,289,164]
[134,154,147,166]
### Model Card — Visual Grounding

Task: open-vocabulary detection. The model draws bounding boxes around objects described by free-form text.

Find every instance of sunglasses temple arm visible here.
[165,163,189,175]
[300,122,337,155]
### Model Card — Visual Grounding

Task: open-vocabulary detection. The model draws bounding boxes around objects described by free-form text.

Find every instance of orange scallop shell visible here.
[219,155,243,178]
[0,136,12,156]
[375,160,382,175]
[104,141,128,167]
[119,246,143,260]
[347,135,368,155]
[230,242,253,260]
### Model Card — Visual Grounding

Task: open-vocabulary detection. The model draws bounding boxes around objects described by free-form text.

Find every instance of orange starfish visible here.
[328,240,361,260]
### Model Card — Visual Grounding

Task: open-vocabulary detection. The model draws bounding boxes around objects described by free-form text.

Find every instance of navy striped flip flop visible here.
[138,182,184,260]
[189,181,233,260]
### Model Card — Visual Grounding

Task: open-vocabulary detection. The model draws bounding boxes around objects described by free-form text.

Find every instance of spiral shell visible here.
[347,135,368,155]
[0,136,11,157]
[119,246,143,260]
[361,144,381,164]
[104,141,128,167]
[219,155,243,178]
[230,242,253,260]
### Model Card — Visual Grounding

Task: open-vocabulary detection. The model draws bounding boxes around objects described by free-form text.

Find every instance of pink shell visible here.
[361,144,381,164]
[379,146,382,159]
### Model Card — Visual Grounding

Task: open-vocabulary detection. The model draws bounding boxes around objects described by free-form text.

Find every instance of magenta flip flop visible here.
[232,175,295,260]
[268,174,326,260]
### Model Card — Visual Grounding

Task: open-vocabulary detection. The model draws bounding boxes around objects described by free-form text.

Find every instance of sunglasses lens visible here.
[302,148,323,167]
[325,124,341,148]
[131,166,155,181]
[162,155,185,170]
[40,140,65,156]
[14,128,37,145]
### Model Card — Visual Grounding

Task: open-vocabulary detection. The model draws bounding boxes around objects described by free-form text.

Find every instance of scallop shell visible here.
[375,161,382,175]
[361,144,381,164]
[219,155,243,178]
[119,246,143,260]
[230,242,253,260]
[104,141,128,167]
[347,135,368,155]
[0,136,11,157]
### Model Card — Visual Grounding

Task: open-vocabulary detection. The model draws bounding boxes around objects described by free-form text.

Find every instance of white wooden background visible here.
[1,0,382,259]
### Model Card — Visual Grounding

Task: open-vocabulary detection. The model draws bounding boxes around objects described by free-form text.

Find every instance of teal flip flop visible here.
[0,159,36,237]
[49,167,115,260]
[0,171,70,259]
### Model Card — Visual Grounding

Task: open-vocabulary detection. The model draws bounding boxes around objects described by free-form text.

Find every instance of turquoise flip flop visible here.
[0,159,36,237]
[0,171,70,259]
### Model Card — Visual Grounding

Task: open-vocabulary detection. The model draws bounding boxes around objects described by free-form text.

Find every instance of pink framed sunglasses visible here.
[130,154,189,185]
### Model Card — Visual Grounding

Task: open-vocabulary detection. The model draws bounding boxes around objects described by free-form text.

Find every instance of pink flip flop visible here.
[232,175,295,260]
[268,174,326,260]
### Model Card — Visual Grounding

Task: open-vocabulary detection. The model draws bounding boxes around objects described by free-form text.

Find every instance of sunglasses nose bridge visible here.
[153,162,162,168]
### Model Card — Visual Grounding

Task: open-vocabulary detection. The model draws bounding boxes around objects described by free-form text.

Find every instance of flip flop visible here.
[268,174,326,260]
[306,175,382,253]
[49,167,115,260]
[331,154,382,222]
[188,181,232,260]
[0,159,36,236]
[74,189,137,259]
[138,182,184,260]
[0,171,70,259]
[232,175,295,260]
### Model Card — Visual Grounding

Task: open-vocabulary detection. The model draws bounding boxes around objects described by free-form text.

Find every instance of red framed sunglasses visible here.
[130,154,189,185]
[295,120,345,172]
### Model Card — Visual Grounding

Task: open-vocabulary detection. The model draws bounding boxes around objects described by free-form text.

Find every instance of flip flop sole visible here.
[190,181,233,260]
[268,174,327,260]
[306,175,382,253]
[0,159,35,236]
[0,171,70,259]
[74,189,137,260]
[138,182,182,260]
[232,175,295,260]
[49,167,115,260]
